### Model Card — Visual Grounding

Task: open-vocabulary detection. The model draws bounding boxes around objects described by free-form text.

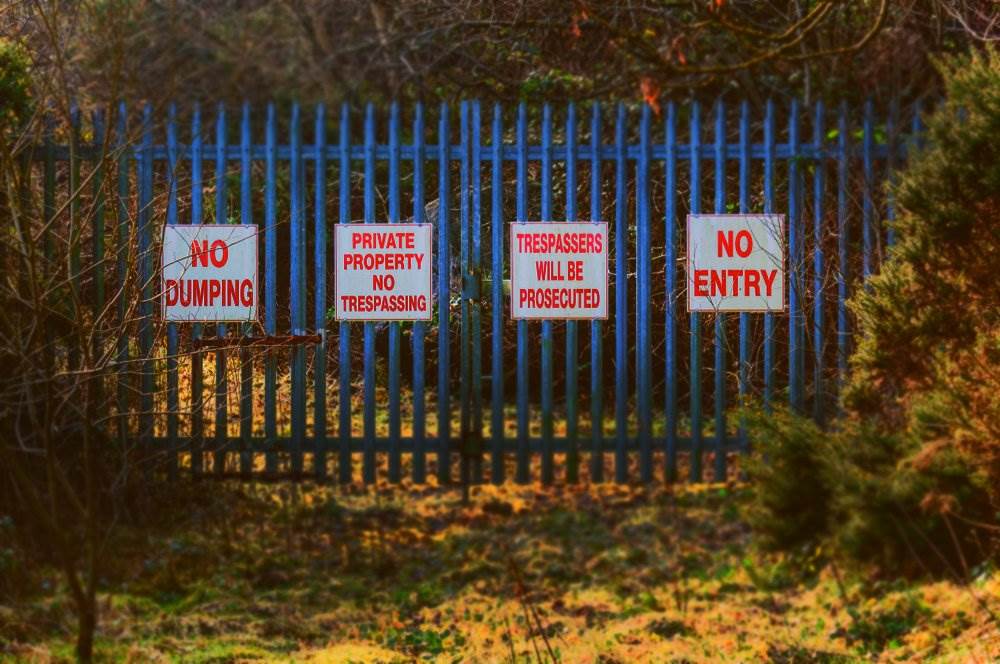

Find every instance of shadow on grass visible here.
[7,480,989,662]
[4,480,748,658]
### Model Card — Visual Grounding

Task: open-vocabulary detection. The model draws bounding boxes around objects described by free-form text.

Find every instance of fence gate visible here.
[39,98,921,484]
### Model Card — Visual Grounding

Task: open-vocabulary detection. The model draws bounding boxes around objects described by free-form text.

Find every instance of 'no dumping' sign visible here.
[162,224,259,322]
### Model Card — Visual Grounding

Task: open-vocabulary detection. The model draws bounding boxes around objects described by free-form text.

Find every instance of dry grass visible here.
[2,479,999,663]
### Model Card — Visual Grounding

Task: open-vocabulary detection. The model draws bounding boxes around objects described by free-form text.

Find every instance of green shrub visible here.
[742,408,831,553]
[827,422,992,577]
[846,46,1000,492]
[0,39,31,132]
[745,47,1000,577]
[744,405,993,577]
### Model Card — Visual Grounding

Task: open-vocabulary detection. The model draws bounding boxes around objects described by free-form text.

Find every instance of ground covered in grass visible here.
[2,479,999,663]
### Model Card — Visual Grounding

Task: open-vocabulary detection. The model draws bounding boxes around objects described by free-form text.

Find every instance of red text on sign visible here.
[692,269,777,297]
[351,230,416,249]
[717,230,753,258]
[518,288,601,309]
[342,253,424,271]
[372,274,396,290]
[515,232,603,254]
[340,295,428,313]
[164,278,254,307]
[190,240,229,268]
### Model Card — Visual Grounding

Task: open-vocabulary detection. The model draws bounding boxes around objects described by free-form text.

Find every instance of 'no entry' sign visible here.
[510,222,609,320]
[162,224,258,322]
[687,214,785,312]
[334,223,433,321]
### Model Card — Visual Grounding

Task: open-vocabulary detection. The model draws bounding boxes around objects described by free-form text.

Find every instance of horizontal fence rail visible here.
[33,98,923,484]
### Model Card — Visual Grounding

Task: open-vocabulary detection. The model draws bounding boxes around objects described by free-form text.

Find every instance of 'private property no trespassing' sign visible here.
[334,223,433,321]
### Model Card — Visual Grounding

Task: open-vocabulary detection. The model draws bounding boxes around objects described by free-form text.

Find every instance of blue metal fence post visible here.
[296,103,308,476]
[565,101,580,483]
[363,103,377,484]
[314,103,328,480]
[291,101,306,477]
[166,104,179,479]
[614,102,628,484]
[115,103,129,447]
[812,101,826,425]
[214,104,229,475]
[471,100,485,484]
[637,103,652,483]
[589,102,604,483]
[338,103,353,483]
[664,101,678,481]
[788,98,802,413]
[240,102,253,478]
[91,108,107,431]
[490,103,505,484]
[862,99,874,281]
[69,106,81,316]
[689,100,703,482]
[713,98,727,482]
[412,103,427,484]
[139,104,154,456]
[836,102,849,395]
[191,104,205,476]
[264,103,278,476]
[541,103,555,484]
[737,101,750,452]
[515,101,529,484]
[437,102,452,483]
[763,99,775,410]
[388,101,402,483]
[92,107,106,319]
[459,100,473,486]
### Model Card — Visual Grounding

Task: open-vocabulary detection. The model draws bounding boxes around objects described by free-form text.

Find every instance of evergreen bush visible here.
[745,47,1000,577]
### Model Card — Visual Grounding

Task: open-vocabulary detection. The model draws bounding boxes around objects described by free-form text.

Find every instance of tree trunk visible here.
[75,598,96,663]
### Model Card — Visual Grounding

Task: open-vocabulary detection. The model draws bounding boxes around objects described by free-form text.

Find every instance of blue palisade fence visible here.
[38,98,919,484]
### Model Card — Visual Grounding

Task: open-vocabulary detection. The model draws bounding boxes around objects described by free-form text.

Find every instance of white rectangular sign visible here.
[510,222,609,320]
[334,223,433,321]
[162,224,258,322]
[687,214,785,312]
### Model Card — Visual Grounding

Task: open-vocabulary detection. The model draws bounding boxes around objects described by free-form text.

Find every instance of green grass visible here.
[2,481,999,662]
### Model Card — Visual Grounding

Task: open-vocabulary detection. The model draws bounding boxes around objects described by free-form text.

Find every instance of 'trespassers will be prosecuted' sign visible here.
[509,222,609,320]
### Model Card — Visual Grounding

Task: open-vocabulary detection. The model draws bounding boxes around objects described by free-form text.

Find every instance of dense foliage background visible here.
[6,1,994,112]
